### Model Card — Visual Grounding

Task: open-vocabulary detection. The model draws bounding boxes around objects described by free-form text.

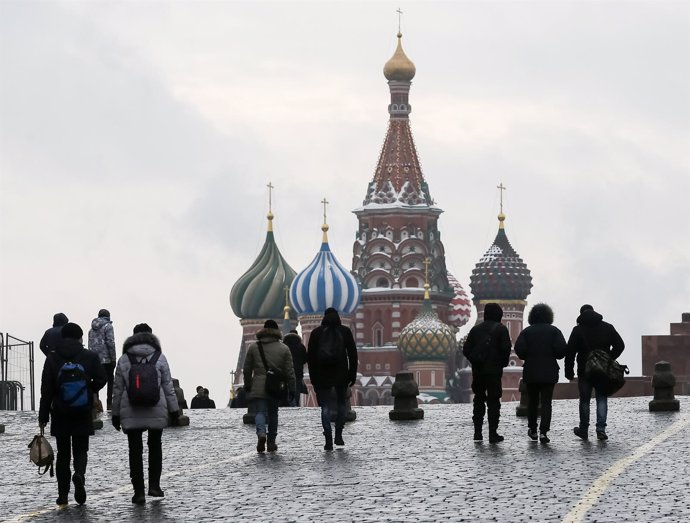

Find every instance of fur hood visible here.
[256,327,282,342]
[528,303,554,325]
[123,331,162,353]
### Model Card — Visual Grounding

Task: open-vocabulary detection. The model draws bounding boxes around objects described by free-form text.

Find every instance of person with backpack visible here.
[462,303,511,443]
[39,312,69,356]
[565,304,625,441]
[111,323,180,504]
[88,309,117,409]
[243,319,296,453]
[283,329,307,407]
[514,303,567,443]
[307,307,358,451]
[38,322,107,506]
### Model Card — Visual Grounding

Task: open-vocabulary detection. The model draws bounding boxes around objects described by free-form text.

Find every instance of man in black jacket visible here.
[307,308,358,450]
[38,323,107,506]
[565,304,625,441]
[39,312,69,356]
[283,330,307,407]
[462,303,512,443]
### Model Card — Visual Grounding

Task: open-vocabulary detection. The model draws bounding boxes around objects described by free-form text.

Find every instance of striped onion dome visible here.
[446,272,472,328]
[398,285,456,361]
[290,224,360,315]
[470,214,532,301]
[230,213,297,319]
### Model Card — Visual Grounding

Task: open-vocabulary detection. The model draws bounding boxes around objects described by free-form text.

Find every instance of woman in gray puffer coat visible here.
[111,324,179,505]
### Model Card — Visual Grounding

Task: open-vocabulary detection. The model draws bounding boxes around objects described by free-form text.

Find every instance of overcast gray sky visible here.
[1,0,688,406]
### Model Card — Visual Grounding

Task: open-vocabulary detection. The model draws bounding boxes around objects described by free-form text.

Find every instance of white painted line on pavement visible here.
[562,414,690,523]
[4,450,256,523]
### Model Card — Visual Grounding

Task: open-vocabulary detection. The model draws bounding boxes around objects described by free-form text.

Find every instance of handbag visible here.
[28,427,54,477]
[584,348,630,396]
[257,342,288,401]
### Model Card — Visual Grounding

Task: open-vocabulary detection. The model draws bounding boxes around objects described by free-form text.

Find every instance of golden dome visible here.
[383,33,416,82]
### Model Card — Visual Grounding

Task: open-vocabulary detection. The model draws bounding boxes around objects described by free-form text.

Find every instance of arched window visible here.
[406,277,419,288]
[376,278,389,288]
[373,322,384,347]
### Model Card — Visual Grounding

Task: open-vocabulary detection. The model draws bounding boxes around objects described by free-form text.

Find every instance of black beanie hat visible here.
[263,319,279,330]
[580,304,594,313]
[483,303,503,322]
[61,322,83,339]
[133,323,152,334]
[98,309,110,318]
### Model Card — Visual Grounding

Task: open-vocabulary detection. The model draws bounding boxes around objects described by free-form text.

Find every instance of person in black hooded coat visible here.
[40,312,69,356]
[565,304,624,441]
[38,323,106,506]
[307,307,357,450]
[462,302,512,443]
[514,303,567,443]
[283,329,307,407]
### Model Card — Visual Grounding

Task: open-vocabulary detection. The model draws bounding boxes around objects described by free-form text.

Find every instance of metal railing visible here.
[0,332,35,411]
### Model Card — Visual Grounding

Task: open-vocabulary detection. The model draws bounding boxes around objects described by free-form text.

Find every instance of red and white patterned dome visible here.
[446,272,472,328]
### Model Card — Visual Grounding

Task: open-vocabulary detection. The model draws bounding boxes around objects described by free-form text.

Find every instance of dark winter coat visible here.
[283,332,307,382]
[39,313,69,356]
[88,316,116,364]
[514,305,567,384]
[190,395,213,409]
[111,332,179,432]
[307,310,358,389]
[564,310,625,378]
[243,327,296,400]
[462,320,512,377]
[38,338,107,437]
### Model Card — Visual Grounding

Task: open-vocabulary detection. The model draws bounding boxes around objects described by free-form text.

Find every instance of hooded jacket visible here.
[88,316,116,364]
[111,332,179,431]
[39,313,69,356]
[243,327,296,400]
[283,332,307,382]
[514,304,567,384]
[565,309,625,378]
[307,309,358,389]
[38,338,107,437]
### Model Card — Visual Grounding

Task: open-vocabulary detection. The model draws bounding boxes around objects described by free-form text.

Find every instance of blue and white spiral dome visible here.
[290,224,361,315]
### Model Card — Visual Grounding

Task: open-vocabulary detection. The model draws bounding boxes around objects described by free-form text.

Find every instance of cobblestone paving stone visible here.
[1,397,688,522]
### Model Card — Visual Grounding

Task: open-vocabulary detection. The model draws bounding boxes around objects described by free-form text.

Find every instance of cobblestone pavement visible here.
[1,397,689,522]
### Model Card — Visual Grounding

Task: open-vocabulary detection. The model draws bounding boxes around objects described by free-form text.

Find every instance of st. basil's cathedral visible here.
[229,31,533,406]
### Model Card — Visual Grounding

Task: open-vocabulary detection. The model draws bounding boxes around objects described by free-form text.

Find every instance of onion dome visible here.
[290,223,360,315]
[469,214,532,301]
[398,284,456,361]
[230,212,297,319]
[446,272,472,328]
[383,33,416,82]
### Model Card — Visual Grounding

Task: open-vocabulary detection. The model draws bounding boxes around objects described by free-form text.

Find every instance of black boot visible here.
[324,432,333,451]
[131,478,146,504]
[334,428,344,446]
[489,428,504,443]
[72,473,86,505]
[267,436,278,452]
[257,433,266,453]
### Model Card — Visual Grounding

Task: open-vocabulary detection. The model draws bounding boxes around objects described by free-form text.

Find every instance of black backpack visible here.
[318,326,345,366]
[127,352,161,407]
[257,342,288,401]
[54,355,90,413]
[464,323,500,367]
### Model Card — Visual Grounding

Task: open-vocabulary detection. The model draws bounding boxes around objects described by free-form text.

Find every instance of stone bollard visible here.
[515,379,529,417]
[649,361,680,412]
[0,423,5,433]
[328,386,357,423]
[389,371,424,421]
[171,378,190,426]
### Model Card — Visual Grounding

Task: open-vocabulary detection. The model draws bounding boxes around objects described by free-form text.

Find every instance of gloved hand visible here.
[111,415,121,431]
[169,411,180,425]
[565,372,575,381]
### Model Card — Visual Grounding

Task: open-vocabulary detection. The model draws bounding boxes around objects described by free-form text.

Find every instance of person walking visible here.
[111,323,180,504]
[283,329,307,407]
[88,309,116,409]
[38,322,106,506]
[190,386,206,409]
[203,388,216,408]
[565,304,625,441]
[243,319,296,453]
[514,303,567,443]
[307,307,358,451]
[462,303,512,443]
[39,312,69,356]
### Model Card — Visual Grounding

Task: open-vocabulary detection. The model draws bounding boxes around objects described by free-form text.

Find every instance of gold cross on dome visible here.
[497,182,507,214]
[267,182,274,213]
[321,197,329,225]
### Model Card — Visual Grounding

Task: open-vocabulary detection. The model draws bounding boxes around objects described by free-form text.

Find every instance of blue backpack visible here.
[55,357,90,413]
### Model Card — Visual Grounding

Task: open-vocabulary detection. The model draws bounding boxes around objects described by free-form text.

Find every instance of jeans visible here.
[102,362,115,409]
[55,435,89,496]
[578,379,608,432]
[127,429,163,491]
[526,383,555,434]
[315,385,347,436]
[289,393,301,407]
[471,374,502,430]
[253,398,279,438]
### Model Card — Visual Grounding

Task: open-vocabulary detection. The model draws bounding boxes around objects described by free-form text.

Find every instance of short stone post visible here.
[171,378,190,426]
[389,371,424,421]
[0,423,5,433]
[649,362,680,412]
[515,379,529,417]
